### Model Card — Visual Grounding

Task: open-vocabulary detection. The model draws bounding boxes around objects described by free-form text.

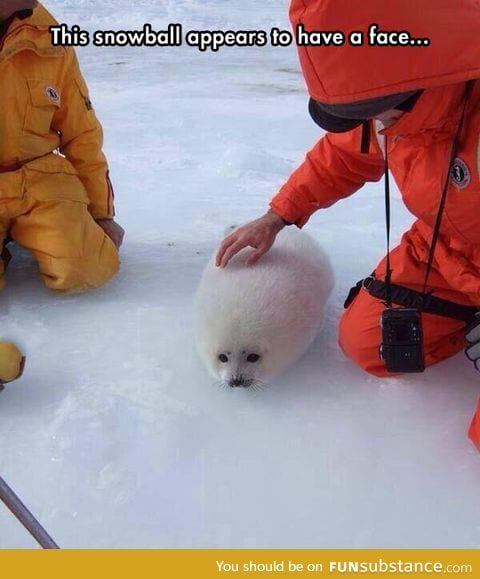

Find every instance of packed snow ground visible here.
[0,0,479,548]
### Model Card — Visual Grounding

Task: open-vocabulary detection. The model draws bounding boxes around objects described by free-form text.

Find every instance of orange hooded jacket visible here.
[0,3,114,219]
[271,0,480,303]
[269,0,480,448]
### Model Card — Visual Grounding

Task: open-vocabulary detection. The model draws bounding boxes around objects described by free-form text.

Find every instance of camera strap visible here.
[384,139,392,307]
[383,80,475,309]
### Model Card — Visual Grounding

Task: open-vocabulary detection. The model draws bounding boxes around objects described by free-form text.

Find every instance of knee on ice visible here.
[41,252,120,293]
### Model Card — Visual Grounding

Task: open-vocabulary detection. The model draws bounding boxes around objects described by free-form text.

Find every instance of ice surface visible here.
[0,0,479,549]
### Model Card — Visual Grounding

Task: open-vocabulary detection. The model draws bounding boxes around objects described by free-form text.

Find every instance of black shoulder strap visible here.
[420,80,475,297]
[383,81,475,308]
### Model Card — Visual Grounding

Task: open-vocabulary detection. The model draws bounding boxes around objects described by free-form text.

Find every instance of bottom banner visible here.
[0,549,478,578]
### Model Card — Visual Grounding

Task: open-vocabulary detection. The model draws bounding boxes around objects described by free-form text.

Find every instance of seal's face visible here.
[215,347,266,388]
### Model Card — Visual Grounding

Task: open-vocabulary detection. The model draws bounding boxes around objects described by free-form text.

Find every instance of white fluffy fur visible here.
[194,227,334,386]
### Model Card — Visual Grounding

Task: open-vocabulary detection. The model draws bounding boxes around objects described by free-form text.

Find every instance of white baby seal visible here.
[194,227,334,388]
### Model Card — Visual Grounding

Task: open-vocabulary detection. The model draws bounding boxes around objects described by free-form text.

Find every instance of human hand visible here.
[96,219,125,249]
[215,210,287,268]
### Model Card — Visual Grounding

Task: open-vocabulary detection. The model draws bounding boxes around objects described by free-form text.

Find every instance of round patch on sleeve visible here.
[450,157,471,189]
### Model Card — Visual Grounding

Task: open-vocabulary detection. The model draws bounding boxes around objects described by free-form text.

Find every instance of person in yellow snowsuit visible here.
[0,0,124,383]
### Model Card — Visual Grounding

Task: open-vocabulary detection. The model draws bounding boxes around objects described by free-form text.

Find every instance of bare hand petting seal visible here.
[216,210,286,268]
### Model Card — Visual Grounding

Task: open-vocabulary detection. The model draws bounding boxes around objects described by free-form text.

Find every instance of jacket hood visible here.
[0,3,61,60]
[290,0,480,104]
[8,2,56,33]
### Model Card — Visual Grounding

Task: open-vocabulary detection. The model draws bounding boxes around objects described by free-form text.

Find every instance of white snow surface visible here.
[0,0,479,549]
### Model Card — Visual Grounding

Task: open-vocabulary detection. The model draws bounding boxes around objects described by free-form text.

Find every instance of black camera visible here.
[379,308,425,373]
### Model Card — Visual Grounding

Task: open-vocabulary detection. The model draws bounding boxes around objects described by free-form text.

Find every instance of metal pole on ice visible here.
[0,475,59,549]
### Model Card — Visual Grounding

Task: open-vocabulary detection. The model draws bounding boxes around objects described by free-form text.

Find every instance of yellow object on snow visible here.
[0,342,24,384]
[0,3,119,292]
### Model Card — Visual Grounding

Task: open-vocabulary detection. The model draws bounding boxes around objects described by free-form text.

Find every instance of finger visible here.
[466,342,480,362]
[220,240,247,268]
[215,236,236,267]
[117,230,125,248]
[109,233,121,249]
[466,322,480,344]
[245,245,267,267]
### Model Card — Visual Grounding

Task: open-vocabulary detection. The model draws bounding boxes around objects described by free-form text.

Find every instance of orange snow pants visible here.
[338,221,480,450]
[0,155,119,292]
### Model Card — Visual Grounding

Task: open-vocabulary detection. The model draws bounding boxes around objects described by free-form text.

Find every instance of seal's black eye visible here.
[247,354,260,363]
[218,354,229,363]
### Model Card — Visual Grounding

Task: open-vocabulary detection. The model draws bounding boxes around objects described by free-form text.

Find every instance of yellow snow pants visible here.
[0,154,119,292]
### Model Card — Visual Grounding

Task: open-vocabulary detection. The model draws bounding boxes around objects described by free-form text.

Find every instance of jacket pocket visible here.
[23,154,89,204]
[24,79,61,136]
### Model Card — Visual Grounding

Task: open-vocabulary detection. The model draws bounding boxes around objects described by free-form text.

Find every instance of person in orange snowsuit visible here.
[216,0,480,450]
[0,0,124,383]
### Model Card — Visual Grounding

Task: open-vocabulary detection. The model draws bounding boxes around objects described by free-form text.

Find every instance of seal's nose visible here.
[229,376,246,388]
